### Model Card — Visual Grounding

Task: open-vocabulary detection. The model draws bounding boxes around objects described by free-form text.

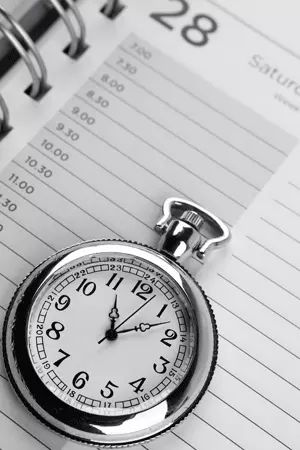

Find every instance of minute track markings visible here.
[29,248,194,421]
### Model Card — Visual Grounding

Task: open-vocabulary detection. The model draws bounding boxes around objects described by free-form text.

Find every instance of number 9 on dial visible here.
[3,198,230,446]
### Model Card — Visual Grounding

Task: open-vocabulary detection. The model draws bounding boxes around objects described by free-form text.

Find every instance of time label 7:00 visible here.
[150,0,218,47]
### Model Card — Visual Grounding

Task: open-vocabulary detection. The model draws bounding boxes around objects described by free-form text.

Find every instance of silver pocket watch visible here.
[3,197,231,447]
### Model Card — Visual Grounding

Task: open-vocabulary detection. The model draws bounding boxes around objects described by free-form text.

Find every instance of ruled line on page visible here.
[192,413,245,450]
[0,404,51,450]
[58,104,237,227]
[28,143,161,218]
[0,273,17,287]
[60,104,247,211]
[0,240,34,268]
[74,88,245,210]
[118,45,289,156]
[90,70,263,189]
[31,137,160,208]
[1,210,298,404]
[1,234,296,444]
[43,124,223,226]
[217,273,300,330]
[0,208,56,252]
[246,236,300,273]
[10,152,156,242]
[0,33,298,450]
[260,217,300,245]
[232,254,300,302]
[55,105,235,227]
[211,296,300,361]
[217,364,300,425]
[218,333,299,392]
[0,373,8,383]
[83,71,257,207]
[206,391,292,450]
[0,180,84,241]
[0,211,56,271]
[12,160,123,238]
[289,181,300,191]
[274,199,300,218]
[171,433,197,450]
[204,0,300,63]
[44,111,233,228]
[101,59,272,178]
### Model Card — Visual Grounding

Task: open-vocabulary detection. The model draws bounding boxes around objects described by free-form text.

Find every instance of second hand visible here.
[98,295,155,344]
[114,296,155,332]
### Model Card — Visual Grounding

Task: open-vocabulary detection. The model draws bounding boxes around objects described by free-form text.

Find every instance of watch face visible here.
[26,246,197,417]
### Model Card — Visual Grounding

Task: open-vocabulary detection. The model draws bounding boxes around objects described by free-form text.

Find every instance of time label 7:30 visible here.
[150,0,218,47]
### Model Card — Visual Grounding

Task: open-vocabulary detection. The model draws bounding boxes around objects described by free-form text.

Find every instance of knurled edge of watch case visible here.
[2,238,218,448]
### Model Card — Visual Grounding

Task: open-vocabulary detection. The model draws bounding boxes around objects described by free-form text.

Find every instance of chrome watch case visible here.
[2,198,231,447]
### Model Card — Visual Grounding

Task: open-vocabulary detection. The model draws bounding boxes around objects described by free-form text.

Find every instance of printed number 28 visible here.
[150,0,218,47]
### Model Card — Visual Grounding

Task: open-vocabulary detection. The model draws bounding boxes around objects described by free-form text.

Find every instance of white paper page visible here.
[0,1,300,449]
[206,0,300,59]
[0,30,298,450]
[194,145,300,450]
[125,0,300,137]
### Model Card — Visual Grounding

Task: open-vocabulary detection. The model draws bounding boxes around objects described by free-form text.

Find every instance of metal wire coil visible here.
[0,6,48,99]
[0,93,10,135]
[102,0,121,18]
[46,0,87,58]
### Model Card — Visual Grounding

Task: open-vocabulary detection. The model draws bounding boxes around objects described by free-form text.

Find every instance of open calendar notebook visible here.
[1,0,300,449]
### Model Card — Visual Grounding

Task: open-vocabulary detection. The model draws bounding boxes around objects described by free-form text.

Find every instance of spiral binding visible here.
[102,0,122,18]
[46,0,87,58]
[0,0,122,139]
[0,94,10,136]
[0,6,49,99]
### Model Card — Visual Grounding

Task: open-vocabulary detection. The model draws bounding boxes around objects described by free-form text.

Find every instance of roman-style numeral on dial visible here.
[129,377,146,393]
[53,349,70,367]
[161,329,178,347]
[76,278,96,296]
[101,380,119,398]
[157,304,168,318]
[153,356,170,374]
[106,273,124,290]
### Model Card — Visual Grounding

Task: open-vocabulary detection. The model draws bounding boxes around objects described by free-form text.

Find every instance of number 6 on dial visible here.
[3,197,230,446]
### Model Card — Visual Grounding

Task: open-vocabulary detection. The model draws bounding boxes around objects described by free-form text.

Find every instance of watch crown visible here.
[180,210,204,231]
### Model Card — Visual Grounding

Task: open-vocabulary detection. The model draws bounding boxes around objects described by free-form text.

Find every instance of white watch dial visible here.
[27,252,197,416]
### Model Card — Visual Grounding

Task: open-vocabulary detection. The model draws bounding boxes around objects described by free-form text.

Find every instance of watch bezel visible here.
[2,239,218,447]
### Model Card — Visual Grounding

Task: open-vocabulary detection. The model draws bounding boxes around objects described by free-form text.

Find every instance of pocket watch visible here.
[3,198,231,447]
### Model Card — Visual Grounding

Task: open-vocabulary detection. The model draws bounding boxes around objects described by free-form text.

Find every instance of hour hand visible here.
[118,321,170,334]
[108,294,119,330]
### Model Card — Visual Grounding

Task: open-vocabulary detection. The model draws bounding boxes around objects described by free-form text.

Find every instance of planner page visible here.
[196,143,300,450]
[0,1,300,449]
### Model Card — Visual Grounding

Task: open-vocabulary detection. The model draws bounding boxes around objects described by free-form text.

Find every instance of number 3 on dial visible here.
[150,0,218,47]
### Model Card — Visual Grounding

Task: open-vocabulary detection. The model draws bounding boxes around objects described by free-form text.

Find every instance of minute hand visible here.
[98,296,154,344]
[118,321,170,334]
